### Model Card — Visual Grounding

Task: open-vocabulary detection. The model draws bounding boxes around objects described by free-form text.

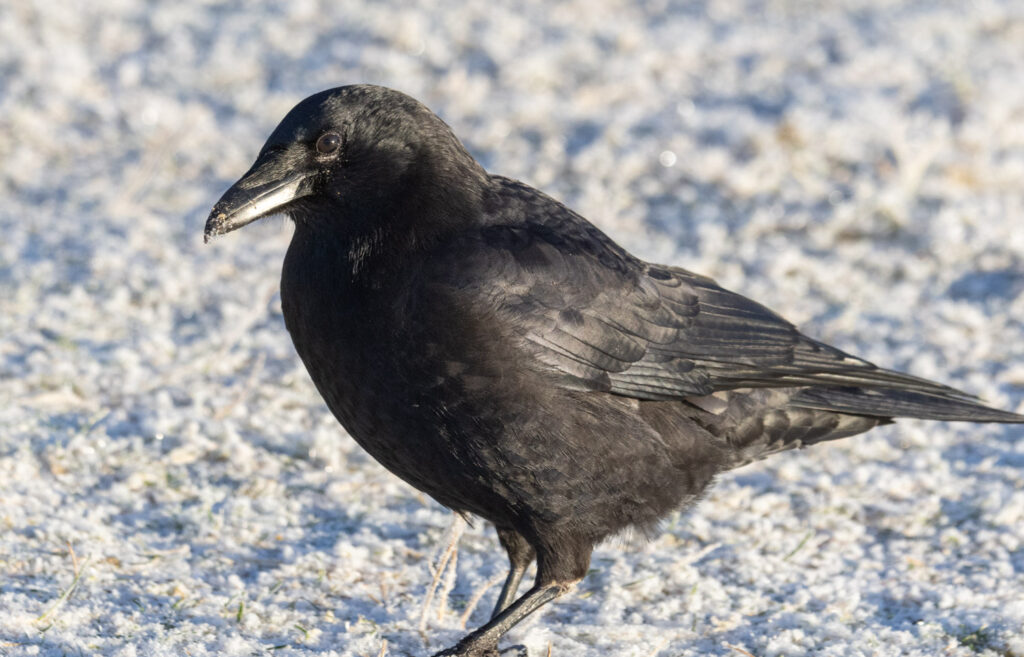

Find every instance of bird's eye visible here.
[316,132,342,155]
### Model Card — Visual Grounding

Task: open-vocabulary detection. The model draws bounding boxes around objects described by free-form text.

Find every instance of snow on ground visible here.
[2,1,1023,655]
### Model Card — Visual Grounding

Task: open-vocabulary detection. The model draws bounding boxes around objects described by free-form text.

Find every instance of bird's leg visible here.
[432,542,590,657]
[491,567,528,621]
[491,527,535,619]
[433,583,569,657]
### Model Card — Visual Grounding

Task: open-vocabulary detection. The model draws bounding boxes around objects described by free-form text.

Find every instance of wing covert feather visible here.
[433,189,974,403]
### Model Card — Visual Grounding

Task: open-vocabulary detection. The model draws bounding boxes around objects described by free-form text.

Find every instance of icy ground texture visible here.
[2,0,1024,655]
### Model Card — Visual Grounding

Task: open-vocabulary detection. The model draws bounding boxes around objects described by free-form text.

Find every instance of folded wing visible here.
[447,209,1021,423]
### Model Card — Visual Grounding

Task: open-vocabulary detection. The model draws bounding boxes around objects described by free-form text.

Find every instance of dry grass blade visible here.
[418,515,466,631]
[67,540,79,575]
[726,643,758,657]
[436,538,459,621]
[35,546,91,626]
[458,570,508,629]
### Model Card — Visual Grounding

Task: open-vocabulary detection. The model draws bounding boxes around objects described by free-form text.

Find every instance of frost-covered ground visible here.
[2,1,1024,656]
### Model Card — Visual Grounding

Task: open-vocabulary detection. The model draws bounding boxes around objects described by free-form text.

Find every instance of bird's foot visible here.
[431,641,527,657]
[430,641,493,657]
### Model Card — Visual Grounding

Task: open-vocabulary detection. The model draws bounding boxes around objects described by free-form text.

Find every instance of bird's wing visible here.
[437,217,977,404]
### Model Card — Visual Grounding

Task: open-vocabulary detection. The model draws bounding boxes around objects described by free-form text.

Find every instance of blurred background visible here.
[1,1,1023,656]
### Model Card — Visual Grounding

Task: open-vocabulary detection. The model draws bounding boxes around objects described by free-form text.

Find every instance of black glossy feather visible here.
[451,179,1012,420]
[207,85,1023,657]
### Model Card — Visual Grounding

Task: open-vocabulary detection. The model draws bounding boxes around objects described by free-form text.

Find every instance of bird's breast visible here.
[279,234,514,514]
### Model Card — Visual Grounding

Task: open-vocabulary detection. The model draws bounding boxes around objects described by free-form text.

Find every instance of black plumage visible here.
[205,84,1023,656]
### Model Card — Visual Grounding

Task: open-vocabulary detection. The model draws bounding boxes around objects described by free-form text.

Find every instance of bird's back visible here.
[281,145,1022,540]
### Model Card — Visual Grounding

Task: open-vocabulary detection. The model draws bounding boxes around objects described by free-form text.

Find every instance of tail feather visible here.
[678,384,1022,472]
[790,386,1024,423]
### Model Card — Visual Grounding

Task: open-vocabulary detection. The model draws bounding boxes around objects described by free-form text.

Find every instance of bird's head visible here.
[204,85,487,244]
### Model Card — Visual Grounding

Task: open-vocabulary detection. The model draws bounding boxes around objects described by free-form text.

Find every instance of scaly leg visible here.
[434,583,569,657]
[433,536,590,657]
[491,527,535,619]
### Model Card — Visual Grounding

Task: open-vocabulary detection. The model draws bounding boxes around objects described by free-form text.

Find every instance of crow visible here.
[205,84,1023,656]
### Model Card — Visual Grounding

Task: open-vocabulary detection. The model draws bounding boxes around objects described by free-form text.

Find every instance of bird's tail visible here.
[789,386,1024,424]
[681,384,1022,471]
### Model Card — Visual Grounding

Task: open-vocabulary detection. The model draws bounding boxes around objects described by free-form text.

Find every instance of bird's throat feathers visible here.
[346,224,391,277]
[296,157,487,280]
[291,172,488,281]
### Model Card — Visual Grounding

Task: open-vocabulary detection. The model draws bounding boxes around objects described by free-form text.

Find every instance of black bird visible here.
[205,85,1023,656]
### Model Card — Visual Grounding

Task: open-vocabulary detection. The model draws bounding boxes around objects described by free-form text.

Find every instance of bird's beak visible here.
[204,154,311,243]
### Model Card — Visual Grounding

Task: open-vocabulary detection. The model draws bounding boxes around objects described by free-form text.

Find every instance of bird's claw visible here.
[431,643,527,657]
